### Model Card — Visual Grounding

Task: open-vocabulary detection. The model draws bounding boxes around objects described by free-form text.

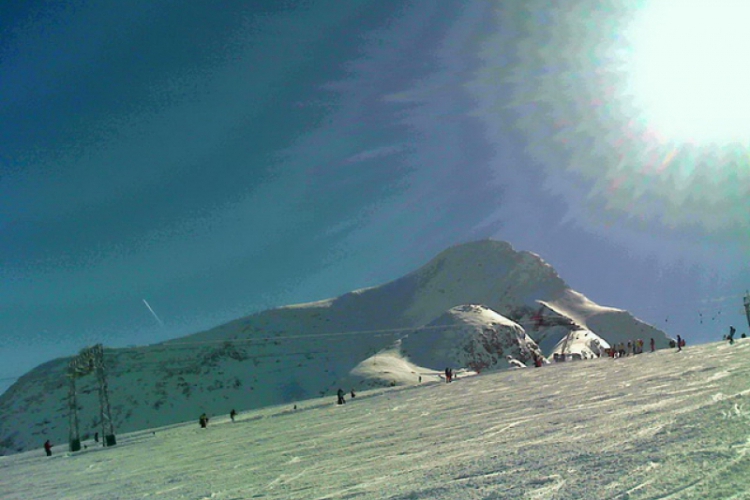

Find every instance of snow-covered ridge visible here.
[540,289,670,350]
[0,239,671,455]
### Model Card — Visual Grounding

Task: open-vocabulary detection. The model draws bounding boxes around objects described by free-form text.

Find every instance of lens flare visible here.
[626,0,750,145]
[470,0,750,239]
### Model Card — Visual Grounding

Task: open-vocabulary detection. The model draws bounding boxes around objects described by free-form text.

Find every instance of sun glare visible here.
[487,1,750,236]
[626,0,750,144]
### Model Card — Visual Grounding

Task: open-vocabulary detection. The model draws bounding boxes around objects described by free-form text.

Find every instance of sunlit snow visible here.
[3,339,749,499]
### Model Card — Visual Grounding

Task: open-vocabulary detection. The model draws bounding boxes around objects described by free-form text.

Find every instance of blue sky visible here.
[2,0,748,391]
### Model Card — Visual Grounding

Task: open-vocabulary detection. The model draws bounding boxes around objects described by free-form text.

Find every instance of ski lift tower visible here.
[744,291,750,332]
[67,344,116,451]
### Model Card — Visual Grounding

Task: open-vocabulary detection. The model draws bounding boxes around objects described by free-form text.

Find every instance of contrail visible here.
[142,299,164,326]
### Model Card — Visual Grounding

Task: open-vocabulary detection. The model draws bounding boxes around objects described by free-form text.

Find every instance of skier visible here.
[650,338,655,353]
[676,335,682,352]
[199,413,209,428]
[230,409,237,422]
[350,389,356,398]
[43,440,52,457]
[337,388,346,405]
[728,326,736,345]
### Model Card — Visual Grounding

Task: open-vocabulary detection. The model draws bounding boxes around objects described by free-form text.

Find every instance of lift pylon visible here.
[67,344,116,451]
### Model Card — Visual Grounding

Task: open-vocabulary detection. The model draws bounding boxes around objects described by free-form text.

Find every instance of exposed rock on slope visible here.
[401,304,543,372]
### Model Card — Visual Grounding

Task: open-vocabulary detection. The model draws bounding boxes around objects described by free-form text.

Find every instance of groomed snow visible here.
[3,340,749,499]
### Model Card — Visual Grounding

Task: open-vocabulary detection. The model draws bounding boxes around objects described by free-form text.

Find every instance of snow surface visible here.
[3,339,750,499]
[349,343,442,386]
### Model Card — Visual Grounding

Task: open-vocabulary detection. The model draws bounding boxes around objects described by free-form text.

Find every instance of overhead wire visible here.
[4,291,749,381]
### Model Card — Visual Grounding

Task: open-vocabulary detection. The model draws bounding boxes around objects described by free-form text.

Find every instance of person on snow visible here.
[230,409,237,422]
[728,326,736,345]
[199,413,209,428]
[530,353,542,367]
[350,389,356,398]
[337,388,346,405]
[650,338,655,353]
[676,335,682,352]
[43,440,52,457]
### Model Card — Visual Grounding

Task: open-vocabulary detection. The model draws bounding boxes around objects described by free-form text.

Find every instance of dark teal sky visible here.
[2,0,748,391]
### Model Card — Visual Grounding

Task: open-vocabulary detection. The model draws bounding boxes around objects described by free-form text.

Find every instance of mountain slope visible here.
[0,239,671,455]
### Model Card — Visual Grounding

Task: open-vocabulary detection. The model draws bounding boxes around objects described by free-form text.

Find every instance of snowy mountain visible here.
[0,240,671,455]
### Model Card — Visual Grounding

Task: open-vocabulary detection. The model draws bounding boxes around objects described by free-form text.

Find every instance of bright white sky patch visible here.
[474,1,750,239]
[626,0,750,145]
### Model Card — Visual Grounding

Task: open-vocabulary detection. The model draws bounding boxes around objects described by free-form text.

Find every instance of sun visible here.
[625,0,750,145]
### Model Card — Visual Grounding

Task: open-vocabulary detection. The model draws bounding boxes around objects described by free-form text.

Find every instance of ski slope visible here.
[2,339,749,499]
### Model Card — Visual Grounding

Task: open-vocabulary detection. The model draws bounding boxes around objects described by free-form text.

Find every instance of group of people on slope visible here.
[42,431,101,457]
[198,408,239,428]
[43,407,256,457]
[608,336,691,357]
[606,338,656,358]
[337,388,356,404]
